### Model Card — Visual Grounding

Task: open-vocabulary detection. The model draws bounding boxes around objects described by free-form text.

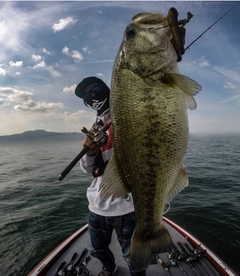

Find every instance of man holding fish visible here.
[75,7,201,275]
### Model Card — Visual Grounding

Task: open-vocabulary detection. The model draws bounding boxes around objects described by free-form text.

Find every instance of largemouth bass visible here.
[100,8,202,272]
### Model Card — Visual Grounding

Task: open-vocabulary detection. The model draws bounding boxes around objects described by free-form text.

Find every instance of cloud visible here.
[63,84,77,94]
[0,4,29,55]
[218,94,240,104]
[220,81,240,104]
[52,17,78,32]
[192,56,210,68]
[32,54,42,62]
[0,87,13,94]
[0,68,6,76]
[63,110,95,122]
[14,101,64,113]
[223,82,236,90]
[199,60,209,68]
[71,50,83,61]
[62,47,83,62]
[45,66,61,77]
[29,59,61,77]
[31,54,47,69]
[33,61,46,69]
[0,86,64,113]
[8,91,32,102]
[0,87,32,102]
[214,67,240,84]
[62,46,69,55]
[0,19,6,27]
[82,47,91,54]
[9,61,23,67]
[79,60,114,65]
[0,98,5,106]
[42,48,51,55]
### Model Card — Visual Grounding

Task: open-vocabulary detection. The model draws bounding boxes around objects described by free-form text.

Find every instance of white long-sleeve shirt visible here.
[80,109,134,216]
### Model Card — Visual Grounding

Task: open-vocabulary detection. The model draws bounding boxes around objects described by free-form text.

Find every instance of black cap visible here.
[75,76,107,98]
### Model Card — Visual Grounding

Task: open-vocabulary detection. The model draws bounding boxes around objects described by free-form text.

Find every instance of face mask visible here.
[83,85,109,113]
[91,97,108,111]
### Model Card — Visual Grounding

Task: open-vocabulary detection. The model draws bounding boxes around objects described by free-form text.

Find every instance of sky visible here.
[0,1,240,136]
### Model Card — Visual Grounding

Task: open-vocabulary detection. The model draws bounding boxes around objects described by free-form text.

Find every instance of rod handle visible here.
[57,146,90,181]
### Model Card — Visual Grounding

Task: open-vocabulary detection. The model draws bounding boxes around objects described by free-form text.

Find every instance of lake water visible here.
[1,135,240,275]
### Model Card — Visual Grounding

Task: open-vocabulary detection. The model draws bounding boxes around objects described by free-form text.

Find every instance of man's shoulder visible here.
[97,109,111,122]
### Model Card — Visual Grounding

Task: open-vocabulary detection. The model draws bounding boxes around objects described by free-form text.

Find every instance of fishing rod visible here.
[63,252,79,275]
[57,121,111,181]
[178,242,204,276]
[55,248,90,276]
[184,8,233,51]
[185,240,219,276]
[183,242,211,276]
[167,250,188,276]
[175,243,198,275]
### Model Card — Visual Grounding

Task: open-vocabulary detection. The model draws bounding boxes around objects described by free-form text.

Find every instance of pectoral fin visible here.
[99,153,131,200]
[164,73,202,110]
[167,166,189,202]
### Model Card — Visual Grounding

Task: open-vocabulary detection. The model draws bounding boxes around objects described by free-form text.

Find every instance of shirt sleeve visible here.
[80,154,97,174]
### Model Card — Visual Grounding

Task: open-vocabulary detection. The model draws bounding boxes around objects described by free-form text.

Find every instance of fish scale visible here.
[112,75,188,256]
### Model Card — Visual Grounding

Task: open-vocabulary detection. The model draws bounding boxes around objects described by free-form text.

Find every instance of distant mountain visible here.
[1,130,239,143]
[0,129,85,142]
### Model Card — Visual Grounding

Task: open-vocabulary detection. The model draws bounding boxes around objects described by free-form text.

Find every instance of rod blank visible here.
[57,146,90,181]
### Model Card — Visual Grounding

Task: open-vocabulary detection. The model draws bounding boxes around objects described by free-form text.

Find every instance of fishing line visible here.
[185,8,233,51]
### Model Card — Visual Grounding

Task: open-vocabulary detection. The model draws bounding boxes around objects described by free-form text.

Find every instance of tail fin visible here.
[130,224,173,272]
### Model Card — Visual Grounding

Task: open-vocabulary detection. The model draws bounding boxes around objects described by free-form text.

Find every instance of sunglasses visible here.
[83,84,103,99]
[83,84,103,106]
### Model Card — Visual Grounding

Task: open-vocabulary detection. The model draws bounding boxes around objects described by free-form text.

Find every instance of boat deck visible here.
[43,219,223,276]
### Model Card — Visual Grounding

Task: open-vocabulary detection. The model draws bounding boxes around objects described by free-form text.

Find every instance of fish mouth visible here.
[126,13,170,54]
[130,8,185,59]
[131,12,168,30]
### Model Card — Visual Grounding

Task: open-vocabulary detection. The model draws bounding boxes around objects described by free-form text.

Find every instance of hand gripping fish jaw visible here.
[169,7,232,60]
[178,12,194,27]
[145,7,231,63]
[145,7,193,62]
[167,7,193,62]
[57,121,111,181]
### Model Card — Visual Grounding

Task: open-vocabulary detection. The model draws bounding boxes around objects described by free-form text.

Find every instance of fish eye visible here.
[126,26,135,38]
[126,30,135,37]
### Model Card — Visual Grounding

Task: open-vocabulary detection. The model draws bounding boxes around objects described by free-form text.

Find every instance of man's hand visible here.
[82,132,102,156]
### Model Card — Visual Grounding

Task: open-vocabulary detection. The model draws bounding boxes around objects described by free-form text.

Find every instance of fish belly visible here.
[111,69,188,271]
